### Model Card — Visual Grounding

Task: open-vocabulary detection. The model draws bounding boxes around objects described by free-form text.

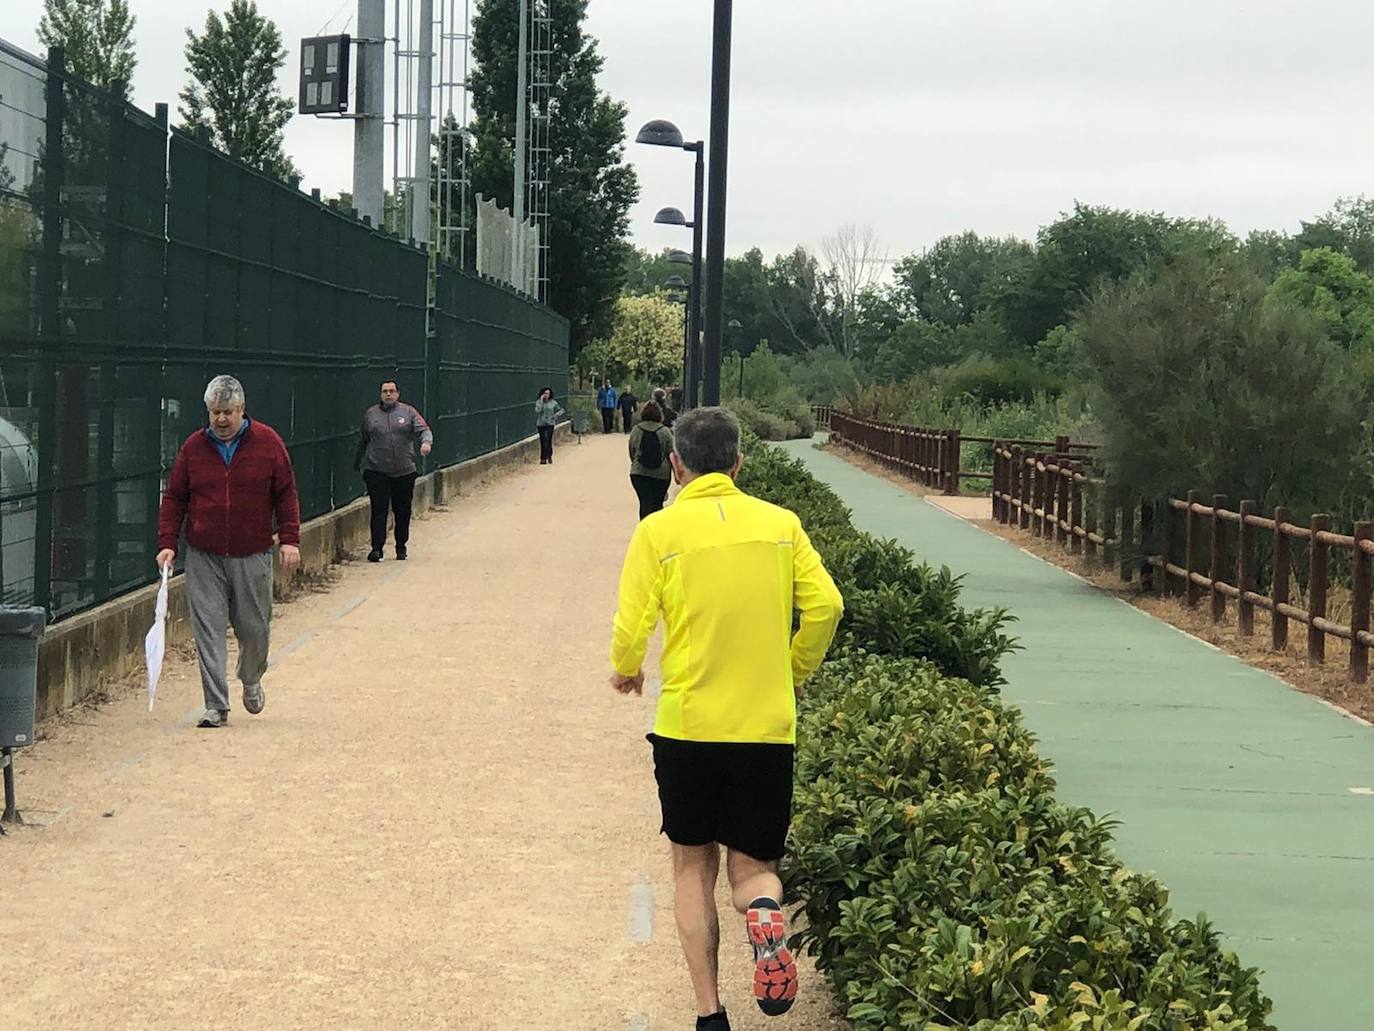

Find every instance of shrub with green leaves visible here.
[733,439,1273,1031]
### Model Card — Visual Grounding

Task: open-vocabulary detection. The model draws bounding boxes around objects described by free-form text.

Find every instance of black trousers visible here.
[537,424,555,462]
[601,408,615,433]
[363,470,417,551]
[631,474,670,521]
[621,408,633,433]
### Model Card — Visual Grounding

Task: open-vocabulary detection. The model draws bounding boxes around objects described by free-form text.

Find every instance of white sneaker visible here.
[243,682,265,715]
[197,709,228,728]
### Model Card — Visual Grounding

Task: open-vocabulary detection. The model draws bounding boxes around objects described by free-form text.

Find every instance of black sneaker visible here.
[696,1012,730,1031]
[367,549,382,563]
[395,545,407,561]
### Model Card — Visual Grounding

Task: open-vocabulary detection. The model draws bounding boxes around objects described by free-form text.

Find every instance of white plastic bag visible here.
[145,564,171,712]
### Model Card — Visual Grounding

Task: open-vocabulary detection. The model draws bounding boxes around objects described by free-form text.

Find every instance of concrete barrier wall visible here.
[34,426,571,721]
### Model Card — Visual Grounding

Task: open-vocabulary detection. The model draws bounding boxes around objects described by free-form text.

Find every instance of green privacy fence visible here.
[0,41,569,621]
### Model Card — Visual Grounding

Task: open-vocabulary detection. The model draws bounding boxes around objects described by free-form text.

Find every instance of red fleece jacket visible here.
[156,421,301,557]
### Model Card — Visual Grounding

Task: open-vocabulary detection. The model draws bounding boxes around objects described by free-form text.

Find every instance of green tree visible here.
[890,231,1033,328]
[38,0,137,89]
[1295,196,1374,272]
[623,247,681,296]
[1267,247,1374,350]
[469,0,638,356]
[178,0,298,180]
[1080,256,1363,513]
[579,293,682,385]
[994,203,1237,349]
[1241,229,1298,280]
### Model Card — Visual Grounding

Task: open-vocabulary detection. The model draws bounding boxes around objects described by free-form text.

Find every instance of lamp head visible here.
[635,119,686,148]
[654,206,689,227]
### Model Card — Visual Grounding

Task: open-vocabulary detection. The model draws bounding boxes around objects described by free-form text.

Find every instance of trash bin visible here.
[572,411,590,436]
[0,607,46,749]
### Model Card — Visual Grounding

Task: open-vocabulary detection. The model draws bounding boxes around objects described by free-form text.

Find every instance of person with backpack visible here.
[628,400,674,520]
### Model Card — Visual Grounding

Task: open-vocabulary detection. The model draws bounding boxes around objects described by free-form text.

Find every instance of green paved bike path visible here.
[780,440,1374,1030]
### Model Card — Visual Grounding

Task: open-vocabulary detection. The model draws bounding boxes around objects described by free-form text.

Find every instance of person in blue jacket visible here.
[597,378,619,433]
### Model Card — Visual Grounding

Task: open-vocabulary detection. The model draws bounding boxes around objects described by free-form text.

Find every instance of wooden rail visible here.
[828,410,1096,496]
[990,444,1374,685]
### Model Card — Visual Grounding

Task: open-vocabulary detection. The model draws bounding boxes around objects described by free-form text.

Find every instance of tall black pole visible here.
[688,143,705,409]
[702,0,732,406]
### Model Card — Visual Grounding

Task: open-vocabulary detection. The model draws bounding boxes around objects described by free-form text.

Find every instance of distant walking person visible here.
[628,401,674,520]
[355,379,433,562]
[597,379,619,434]
[156,375,301,729]
[609,407,844,1029]
[534,386,564,465]
[619,384,639,433]
[653,387,678,428]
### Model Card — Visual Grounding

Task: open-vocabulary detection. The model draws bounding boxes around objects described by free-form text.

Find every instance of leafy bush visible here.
[785,655,1272,1030]
[729,397,798,440]
[935,355,1060,407]
[734,439,1273,1031]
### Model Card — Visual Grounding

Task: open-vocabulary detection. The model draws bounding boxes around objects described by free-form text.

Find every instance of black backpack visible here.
[638,426,664,470]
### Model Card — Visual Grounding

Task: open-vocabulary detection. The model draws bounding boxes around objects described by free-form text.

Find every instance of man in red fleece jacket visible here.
[155,375,301,728]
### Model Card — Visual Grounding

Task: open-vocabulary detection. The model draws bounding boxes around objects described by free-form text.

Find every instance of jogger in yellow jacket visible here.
[608,407,843,1031]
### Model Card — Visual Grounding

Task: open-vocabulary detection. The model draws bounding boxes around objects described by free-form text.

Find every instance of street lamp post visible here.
[636,120,705,409]
[668,250,692,399]
[703,0,734,406]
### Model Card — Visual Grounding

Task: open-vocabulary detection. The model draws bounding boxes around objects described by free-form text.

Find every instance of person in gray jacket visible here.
[355,379,433,562]
[534,386,564,465]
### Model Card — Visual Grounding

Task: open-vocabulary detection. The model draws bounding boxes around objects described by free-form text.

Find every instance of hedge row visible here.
[735,439,1273,1031]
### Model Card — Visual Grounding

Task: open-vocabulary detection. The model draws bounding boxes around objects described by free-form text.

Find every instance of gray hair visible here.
[652,387,667,403]
[204,375,245,410]
[672,407,741,476]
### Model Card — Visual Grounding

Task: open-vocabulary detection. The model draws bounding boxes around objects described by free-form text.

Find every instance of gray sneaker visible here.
[197,709,229,728]
[243,682,265,715]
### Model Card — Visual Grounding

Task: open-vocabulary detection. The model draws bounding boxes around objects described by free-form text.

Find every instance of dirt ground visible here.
[1,432,849,1031]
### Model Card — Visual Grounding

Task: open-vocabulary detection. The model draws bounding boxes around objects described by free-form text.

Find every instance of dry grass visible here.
[825,440,1374,725]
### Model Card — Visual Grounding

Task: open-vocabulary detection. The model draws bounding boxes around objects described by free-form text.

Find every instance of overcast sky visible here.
[7,1,1374,262]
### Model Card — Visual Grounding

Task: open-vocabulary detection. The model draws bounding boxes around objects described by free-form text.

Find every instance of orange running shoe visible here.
[746,898,797,1016]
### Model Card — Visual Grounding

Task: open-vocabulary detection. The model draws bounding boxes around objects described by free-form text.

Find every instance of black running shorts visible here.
[647,733,796,862]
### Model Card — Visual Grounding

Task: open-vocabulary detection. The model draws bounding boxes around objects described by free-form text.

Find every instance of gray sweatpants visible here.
[185,545,273,713]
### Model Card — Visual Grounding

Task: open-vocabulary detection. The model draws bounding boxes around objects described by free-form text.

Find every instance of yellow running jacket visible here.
[610,472,844,744]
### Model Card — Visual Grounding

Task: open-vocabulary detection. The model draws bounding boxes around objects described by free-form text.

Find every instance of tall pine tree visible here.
[179,0,298,181]
[468,0,638,355]
[38,0,137,89]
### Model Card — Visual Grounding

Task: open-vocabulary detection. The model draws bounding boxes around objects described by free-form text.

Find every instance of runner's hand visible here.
[420,442,432,457]
[609,671,644,696]
[155,549,176,571]
[280,544,301,575]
